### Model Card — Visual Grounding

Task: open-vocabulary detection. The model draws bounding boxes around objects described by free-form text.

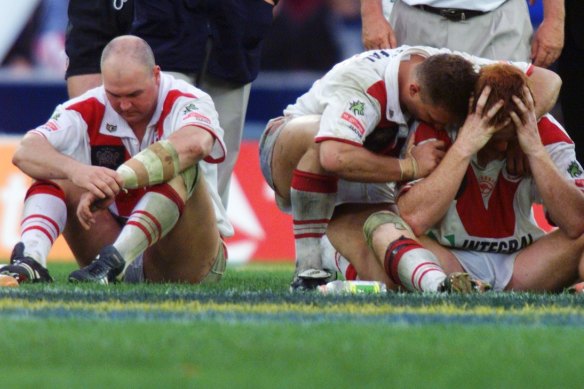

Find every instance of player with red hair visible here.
[362,63,584,293]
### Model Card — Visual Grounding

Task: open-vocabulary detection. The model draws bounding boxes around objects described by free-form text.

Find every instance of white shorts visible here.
[450,249,518,291]
[259,116,396,214]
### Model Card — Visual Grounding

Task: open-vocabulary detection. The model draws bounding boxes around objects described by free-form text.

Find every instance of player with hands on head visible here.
[1,35,232,285]
[363,63,584,293]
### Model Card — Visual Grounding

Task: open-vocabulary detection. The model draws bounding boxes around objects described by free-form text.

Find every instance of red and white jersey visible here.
[400,115,584,253]
[283,45,532,159]
[30,72,233,237]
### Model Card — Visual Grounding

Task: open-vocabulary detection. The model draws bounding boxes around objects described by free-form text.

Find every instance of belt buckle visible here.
[440,8,464,21]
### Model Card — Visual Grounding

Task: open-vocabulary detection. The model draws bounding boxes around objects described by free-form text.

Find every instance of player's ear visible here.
[409,83,421,99]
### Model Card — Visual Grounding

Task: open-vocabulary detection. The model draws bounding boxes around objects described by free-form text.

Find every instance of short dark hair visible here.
[473,63,533,127]
[416,54,478,124]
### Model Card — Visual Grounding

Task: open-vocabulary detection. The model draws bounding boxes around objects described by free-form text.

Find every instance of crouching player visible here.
[1,35,232,284]
[364,64,584,293]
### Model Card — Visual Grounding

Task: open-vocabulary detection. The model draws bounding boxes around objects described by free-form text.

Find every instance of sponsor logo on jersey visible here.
[349,100,365,116]
[91,146,126,170]
[50,112,60,121]
[461,233,534,253]
[40,121,59,132]
[567,161,583,177]
[105,123,117,133]
[341,112,365,136]
[185,111,211,125]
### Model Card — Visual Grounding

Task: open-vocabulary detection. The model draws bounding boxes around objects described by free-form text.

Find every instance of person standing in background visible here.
[65,0,134,98]
[360,0,564,67]
[131,0,275,209]
[557,0,584,159]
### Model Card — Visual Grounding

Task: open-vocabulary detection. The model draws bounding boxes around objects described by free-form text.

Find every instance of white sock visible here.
[290,169,337,273]
[19,182,67,267]
[384,237,446,292]
[114,185,181,271]
[321,235,359,280]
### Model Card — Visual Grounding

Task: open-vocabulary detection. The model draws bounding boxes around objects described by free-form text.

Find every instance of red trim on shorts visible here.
[291,169,338,193]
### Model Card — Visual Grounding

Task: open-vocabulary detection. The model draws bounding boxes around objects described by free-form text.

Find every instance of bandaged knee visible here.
[117,140,180,189]
[363,211,414,248]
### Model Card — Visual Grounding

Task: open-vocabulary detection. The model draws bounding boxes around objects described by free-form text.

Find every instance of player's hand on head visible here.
[457,86,505,155]
[510,86,543,157]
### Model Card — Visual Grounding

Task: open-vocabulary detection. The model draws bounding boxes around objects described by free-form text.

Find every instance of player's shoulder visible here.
[538,114,574,147]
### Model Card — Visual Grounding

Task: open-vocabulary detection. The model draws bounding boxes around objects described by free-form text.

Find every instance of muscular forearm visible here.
[319,141,402,182]
[529,151,584,238]
[529,66,562,118]
[398,144,471,235]
[12,133,83,180]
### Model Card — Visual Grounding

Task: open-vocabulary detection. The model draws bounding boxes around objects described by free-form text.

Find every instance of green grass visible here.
[2,263,584,388]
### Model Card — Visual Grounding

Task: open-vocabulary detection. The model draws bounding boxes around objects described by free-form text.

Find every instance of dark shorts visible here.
[65,0,134,78]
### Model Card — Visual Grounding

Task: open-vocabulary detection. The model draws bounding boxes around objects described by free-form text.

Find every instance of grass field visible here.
[2,262,584,388]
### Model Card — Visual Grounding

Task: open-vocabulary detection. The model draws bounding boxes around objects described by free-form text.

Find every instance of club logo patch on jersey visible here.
[91,146,125,170]
[349,100,365,116]
[183,103,198,114]
[477,175,496,197]
[567,161,583,178]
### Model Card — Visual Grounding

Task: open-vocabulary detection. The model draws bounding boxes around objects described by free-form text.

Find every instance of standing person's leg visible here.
[199,75,251,210]
[558,0,584,160]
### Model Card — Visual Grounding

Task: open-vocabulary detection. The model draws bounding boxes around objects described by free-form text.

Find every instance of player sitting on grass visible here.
[1,35,232,285]
[363,63,584,293]
[259,45,562,291]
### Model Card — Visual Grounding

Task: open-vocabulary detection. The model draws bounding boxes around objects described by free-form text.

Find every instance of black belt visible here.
[413,5,487,22]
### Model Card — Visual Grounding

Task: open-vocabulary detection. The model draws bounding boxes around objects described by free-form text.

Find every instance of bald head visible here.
[100,35,156,73]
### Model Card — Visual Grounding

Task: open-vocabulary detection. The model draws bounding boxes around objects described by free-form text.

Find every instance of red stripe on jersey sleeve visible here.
[538,116,574,146]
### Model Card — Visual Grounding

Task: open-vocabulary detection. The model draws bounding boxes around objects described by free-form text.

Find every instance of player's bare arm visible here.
[398,88,506,235]
[12,132,123,199]
[528,65,562,118]
[510,88,584,237]
[319,139,444,183]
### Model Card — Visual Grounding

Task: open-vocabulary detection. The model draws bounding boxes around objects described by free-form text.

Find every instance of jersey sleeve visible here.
[314,91,382,147]
[169,93,226,163]
[534,115,584,202]
[28,104,88,158]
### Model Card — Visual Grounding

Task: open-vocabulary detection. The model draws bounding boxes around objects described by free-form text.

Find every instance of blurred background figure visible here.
[261,0,363,72]
[0,0,67,76]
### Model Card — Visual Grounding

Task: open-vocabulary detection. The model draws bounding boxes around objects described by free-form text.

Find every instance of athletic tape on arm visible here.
[117,140,181,189]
